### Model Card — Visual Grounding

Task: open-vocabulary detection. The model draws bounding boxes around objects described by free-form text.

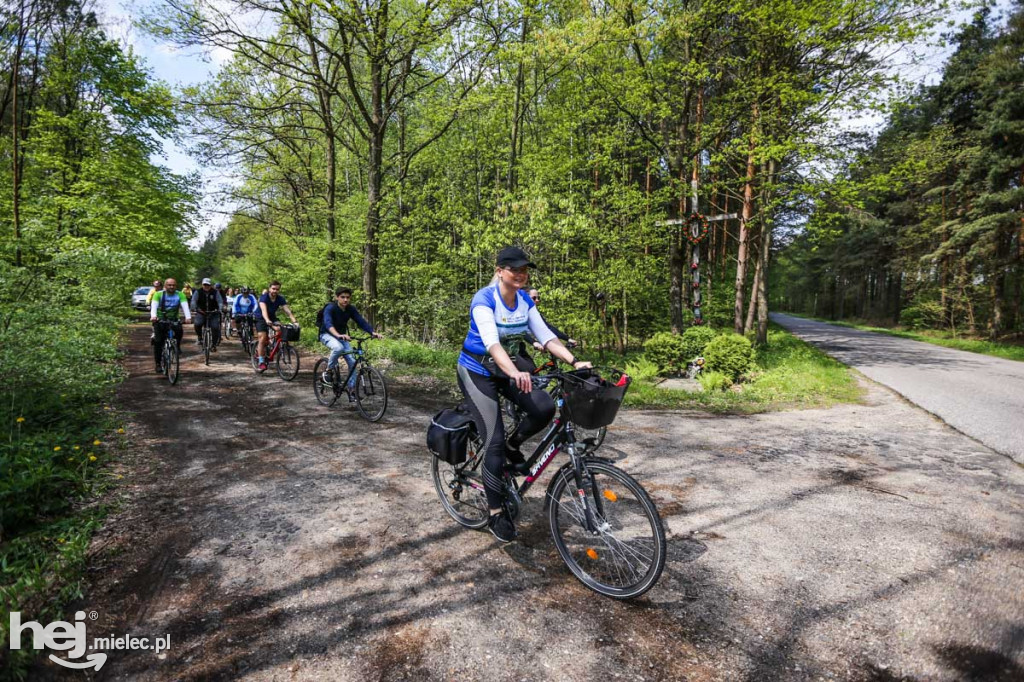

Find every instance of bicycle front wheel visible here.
[431,438,488,529]
[548,460,666,599]
[250,341,262,373]
[203,328,211,365]
[164,342,179,385]
[312,358,340,407]
[354,365,387,422]
[277,344,300,381]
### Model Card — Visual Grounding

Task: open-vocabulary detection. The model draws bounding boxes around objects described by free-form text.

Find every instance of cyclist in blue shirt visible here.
[318,287,383,398]
[231,286,258,337]
[256,280,297,371]
[458,246,590,543]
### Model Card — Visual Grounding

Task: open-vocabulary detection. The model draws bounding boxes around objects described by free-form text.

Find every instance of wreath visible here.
[686,212,709,245]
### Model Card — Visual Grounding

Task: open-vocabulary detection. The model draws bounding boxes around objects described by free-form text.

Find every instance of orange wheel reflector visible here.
[603,490,618,502]
[586,548,599,560]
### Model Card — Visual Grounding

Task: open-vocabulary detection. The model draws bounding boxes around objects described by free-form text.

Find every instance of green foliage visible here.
[624,357,660,383]
[900,299,946,329]
[773,5,1024,337]
[703,334,755,381]
[681,326,718,361]
[0,3,196,674]
[698,371,732,392]
[643,332,689,376]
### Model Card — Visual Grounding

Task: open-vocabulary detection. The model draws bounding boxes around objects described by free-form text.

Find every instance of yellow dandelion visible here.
[89,455,97,462]
[16,417,25,423]
[117,428,125,434]
[93,439,101,446]
[58,538,65,544]
[54,446,61,452]
[73,445,80,451]
[68,457,74,462]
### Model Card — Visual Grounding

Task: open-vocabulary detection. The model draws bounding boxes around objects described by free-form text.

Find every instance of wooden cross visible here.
[658,209,736,325]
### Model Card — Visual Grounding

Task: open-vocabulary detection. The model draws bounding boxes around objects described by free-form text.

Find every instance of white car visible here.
[132,286,153,311]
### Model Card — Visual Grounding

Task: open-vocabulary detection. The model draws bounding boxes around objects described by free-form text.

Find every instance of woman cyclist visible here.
[458,246,590,543]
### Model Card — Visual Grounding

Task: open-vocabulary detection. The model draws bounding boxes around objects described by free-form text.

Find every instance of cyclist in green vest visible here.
[150,278,192,374]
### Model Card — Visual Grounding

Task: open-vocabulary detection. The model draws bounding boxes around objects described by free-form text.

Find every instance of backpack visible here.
[426,406,477,465]
[315,302,332,330]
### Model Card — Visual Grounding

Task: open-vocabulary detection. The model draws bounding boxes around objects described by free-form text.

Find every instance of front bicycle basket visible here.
[562,371,631,429]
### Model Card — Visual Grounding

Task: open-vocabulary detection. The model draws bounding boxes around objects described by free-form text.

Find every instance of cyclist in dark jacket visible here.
[191,278,224,351]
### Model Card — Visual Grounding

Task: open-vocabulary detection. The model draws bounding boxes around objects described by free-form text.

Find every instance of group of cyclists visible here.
[146,246,593,544]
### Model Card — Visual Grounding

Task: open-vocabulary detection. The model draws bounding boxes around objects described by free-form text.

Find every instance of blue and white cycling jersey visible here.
[459,283,556,376]
[232,294,258,316]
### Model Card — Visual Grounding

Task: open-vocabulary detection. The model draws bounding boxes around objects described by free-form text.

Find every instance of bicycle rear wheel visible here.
[354,365,387,422]
[431,437,489,529]
[164,342,179,385]
[548,460,666,599]
[203,327,211,365]
[313,358,340,407]
[276,343,300,381]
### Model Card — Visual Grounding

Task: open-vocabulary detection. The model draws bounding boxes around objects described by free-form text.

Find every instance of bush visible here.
[681,326,717,361]
[703,333,754,380]
[900,299,945,330]
[698,370,732,392]
[643,332,688,375]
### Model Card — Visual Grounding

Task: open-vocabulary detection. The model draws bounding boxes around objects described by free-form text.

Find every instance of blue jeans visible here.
[320,333,356,387]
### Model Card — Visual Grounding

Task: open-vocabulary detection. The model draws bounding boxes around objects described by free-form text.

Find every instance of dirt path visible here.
[37,325,1024,681]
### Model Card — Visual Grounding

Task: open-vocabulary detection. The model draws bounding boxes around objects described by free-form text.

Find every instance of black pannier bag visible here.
[427,406,476,464]
[562,371,631,430]
[281,324,301,342]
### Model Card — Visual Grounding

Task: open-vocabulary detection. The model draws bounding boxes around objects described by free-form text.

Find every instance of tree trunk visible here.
[755,161,775,347]
[734,118,757,334]
[507,12,528,191]
[11,0,25,267]
[363,54,384,326]
[745,242,760,335]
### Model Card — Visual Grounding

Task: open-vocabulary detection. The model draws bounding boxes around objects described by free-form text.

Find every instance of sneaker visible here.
[258,361,268,371]
[346,387,357,403]
[321,371,333,385]
[211,345,218,352]
[487,510,517,543]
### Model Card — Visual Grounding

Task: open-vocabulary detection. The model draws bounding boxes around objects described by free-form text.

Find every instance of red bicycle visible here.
[250,323,300,380]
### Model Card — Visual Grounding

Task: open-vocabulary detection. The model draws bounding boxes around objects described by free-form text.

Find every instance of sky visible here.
[93,0,1016,244]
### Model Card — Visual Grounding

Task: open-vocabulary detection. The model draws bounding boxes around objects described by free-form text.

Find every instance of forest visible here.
[1,0,1022,670]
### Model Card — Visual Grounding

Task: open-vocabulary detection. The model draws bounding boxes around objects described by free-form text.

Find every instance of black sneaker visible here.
[321,371,333,385]
[487,510,517,543]
[346,386,357,403]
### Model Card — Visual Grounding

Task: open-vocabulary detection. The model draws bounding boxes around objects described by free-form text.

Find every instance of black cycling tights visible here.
[457,365,555,509]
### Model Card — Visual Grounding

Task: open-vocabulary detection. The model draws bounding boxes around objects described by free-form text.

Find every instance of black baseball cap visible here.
[496,246,535,269]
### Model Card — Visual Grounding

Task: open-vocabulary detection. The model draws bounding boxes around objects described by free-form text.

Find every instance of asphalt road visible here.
[771,313,1024,464]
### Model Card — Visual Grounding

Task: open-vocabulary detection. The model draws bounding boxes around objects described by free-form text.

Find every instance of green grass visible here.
[783,313,1024,363]
[621,328,862,413]
[314,329,862,414]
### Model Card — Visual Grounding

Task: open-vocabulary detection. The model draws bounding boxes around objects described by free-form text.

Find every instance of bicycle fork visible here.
[566,444,609,535]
